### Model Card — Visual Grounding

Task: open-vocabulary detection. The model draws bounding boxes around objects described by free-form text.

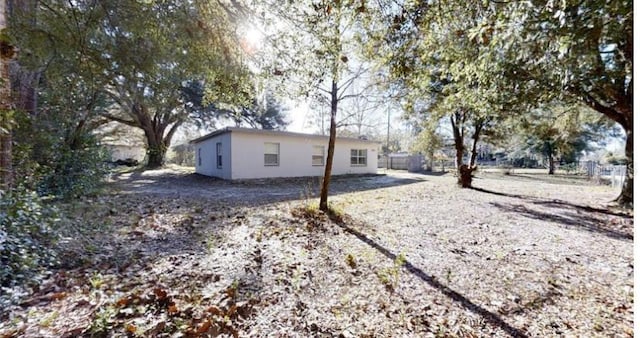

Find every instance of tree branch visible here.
[100,112,139,127]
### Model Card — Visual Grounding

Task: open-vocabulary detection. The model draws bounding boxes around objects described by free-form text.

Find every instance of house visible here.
[190,127,379,180]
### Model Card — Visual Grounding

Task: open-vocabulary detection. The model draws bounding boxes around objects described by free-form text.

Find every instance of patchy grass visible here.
[0,170,632,337]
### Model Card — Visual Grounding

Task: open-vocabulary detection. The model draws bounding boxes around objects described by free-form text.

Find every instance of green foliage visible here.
[13,110,110,200]
[410,127,444,157]
[181,81,289,130]
[0,189,59,288]
[510,103,614,165]
[10,0,253,168]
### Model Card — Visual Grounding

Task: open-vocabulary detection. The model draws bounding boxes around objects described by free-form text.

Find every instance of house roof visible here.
[190,127,381,145]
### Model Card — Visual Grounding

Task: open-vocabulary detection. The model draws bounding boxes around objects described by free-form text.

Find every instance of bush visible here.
[13,111,110,200]
[0,189,59,288]
[37,138,110,199]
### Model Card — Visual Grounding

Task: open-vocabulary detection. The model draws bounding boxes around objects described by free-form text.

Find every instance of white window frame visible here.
[216,142,222,168]
[264,142,280,166]
[350,149,367,166]
[312,145,324,166]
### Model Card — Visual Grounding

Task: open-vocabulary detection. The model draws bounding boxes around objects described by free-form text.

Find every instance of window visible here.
[312,145,324,166]
[264,142,279,166]
[350,149,367,166]
[216,142,222,168]
[198,148,202,166]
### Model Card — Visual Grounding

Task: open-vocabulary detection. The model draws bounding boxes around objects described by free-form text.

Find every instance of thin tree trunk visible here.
[450,114,464,169]
[468,118,484,169]
[547,152,555,175]
[319,78,338,212]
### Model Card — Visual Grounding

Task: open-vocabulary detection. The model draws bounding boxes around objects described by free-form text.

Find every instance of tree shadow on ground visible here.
[403,170,449,177]
[109,171,428,208]
[488,201,633,241]
[470,186,631,218]
[483,172,594,186]
[326,211,528,338]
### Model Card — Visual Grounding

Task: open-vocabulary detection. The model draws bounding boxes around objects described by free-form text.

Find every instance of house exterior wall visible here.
[192,128,379,180]
[228,132,378,180]
[194,133,232,179]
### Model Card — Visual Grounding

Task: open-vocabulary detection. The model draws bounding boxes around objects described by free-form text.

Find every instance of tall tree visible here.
[256,0,368,211]
[14,0,251,168]
[490,0,633,206]
[368,1,514,188]
[96,0,251,167]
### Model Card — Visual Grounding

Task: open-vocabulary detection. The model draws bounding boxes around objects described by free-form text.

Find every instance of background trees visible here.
[500,0,632,205]
[510,104,615,174]
[367,0,631,205]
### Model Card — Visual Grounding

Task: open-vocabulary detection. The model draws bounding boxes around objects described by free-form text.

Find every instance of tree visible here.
[410,127,444,172]
[369,0,631,202]
[95,1,252,168]
[0,0,14,190]
[368,1,513,188]
[454,0,632,205]
[255,0,368,211]
[13,0,252,169]
[181,80,288,130]
[513,104,615,174]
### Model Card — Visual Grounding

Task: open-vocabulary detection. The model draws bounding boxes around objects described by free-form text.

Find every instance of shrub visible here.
[37,138,110,199]
[0,189,59,288]
[13,111,110,200]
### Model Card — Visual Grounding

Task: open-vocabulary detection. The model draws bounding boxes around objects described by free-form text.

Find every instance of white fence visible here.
[581,161,627,188]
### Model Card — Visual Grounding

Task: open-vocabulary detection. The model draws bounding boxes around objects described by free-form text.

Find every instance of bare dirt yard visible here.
[0,167,633,337]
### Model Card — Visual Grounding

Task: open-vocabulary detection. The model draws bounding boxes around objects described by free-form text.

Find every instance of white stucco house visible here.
[190,127,379,180]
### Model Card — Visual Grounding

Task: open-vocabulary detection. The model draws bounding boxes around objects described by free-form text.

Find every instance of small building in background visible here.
[95,122,146,163]
[190,127,379,180]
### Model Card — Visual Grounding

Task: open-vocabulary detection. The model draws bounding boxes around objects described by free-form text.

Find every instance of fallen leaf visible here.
[126,323,137,334]
[154,288,168,300]
[207,306,223,316]
[196,319,212,334]
[50,292,67,301]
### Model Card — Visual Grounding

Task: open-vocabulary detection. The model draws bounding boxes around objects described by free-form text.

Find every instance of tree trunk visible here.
[144,126,167,169]
[0,0,14,190]
[450,112,471,188]
[145,136,167,168]
[319,79,338,212]
[547,152,555,175]
[468,118,484,169]
[615,127,633,207]
[458,165,473,188]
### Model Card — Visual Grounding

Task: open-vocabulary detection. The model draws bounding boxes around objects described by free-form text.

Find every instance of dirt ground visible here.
[0,167,633,337]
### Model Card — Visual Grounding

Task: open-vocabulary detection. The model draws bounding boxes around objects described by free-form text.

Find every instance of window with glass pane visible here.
[216,142,222,168]
[350,149,367,166]
[312,145,324,166]
[264,142,279,166]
